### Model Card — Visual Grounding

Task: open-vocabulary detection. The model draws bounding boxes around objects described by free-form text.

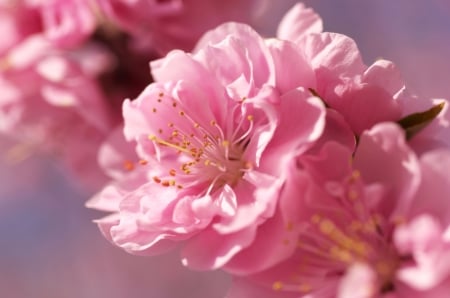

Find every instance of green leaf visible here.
[397,101,446,139]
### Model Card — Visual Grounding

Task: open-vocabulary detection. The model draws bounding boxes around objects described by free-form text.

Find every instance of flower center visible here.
[147,92,253,194]
[272,171,400,295]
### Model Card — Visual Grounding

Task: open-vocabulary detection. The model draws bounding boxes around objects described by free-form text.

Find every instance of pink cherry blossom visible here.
[276,3,407,135]
[0,1,121,189]
[88,19,329,272]
[0,35,114,188]
[0,0,286,191]
[226,123,450,298]
[97,0,270,55]
[39,0,97,48]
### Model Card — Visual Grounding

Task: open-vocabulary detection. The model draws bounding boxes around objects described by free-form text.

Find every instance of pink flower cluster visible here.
[0,0,265,189]
[3,1,449,297]
[88,3,450,297]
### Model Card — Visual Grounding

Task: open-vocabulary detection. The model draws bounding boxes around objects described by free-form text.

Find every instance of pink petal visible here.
[332,81,402,134]
[299,32,366,96]
[338,263,377,298]
[266,38,316,94]
[363,59,404,96]
[196,22,273,95]
[409,149,450,225]
[395,215,450,290]
[277,3,323,42]
[261,88,326,173]
[181,225,257,270]
[212,171,282,234]
[353,123,421,217]
[223,204,301,275]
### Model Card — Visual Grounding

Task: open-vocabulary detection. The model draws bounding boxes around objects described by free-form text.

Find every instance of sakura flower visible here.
[39,0,97,48]
[88,19,329,272]
[227,123,450,298]
[0,1,116,189]
[97,0,270,55]
[0,37,114,188]
[274,3,407,136]
[0,0,284,191]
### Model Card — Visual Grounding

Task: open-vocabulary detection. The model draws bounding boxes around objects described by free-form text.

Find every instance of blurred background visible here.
[1,1,449,297]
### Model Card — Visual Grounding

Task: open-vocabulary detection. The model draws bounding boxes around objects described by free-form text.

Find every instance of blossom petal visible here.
[338,263,377,298]
[181,225,257,270]
[266,39,316,94]
[277,3,323,42]
[354,123,421,217]
[395,214,450,290]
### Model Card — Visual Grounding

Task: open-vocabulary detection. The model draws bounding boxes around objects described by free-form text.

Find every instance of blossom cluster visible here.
[0,0,265,189]
[2,1,450,297]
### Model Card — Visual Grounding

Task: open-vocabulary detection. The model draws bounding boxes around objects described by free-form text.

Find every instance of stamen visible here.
[123,160,134,171]
[272,281,283,291]
[232,115,254,145]
[149,134,191,154]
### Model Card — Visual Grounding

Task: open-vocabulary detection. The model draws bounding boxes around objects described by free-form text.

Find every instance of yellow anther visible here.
[272,281,283,291]
[350,220,363,231]
[149,135,191,154]
[222,140,230,147]
[319,219,335,234]
[247,115,254,121]
[299,283,311,293]
[335,249,353,263]
[311,214,321,224]
[286,221,294,231]
[243,161,253,170]
[352,241,368,256]
[123,160,134,171]
[351,170,361,180]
